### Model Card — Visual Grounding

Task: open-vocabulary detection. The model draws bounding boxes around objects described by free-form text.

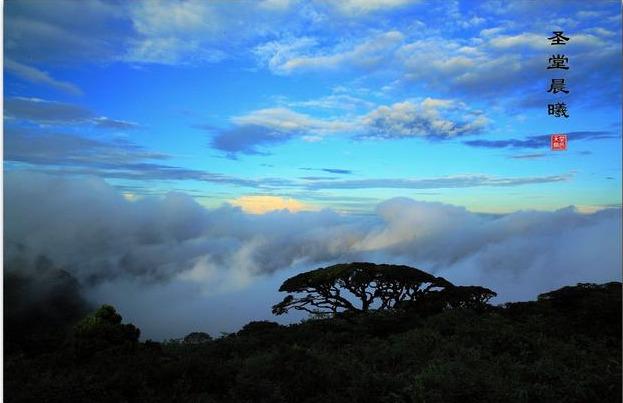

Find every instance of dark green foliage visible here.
[73,305,141,358]
[398,285,498,315]
[273,262,454,315]
[183,332,213,344]
[4,282,622,403]
[237,320,282,336]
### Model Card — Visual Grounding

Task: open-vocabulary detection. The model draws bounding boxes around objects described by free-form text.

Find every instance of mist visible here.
[5,171,621,340]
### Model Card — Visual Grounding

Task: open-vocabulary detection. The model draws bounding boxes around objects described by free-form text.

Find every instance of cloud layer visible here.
[5,172,621,338]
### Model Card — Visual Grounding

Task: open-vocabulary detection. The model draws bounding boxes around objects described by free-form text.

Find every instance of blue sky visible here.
[4,0,622,214]
[4,0,622,339]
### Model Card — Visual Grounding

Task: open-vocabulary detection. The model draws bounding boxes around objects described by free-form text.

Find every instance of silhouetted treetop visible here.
[398,285,497,314]
[93,304,122,324]
[538,282,621,305]
[440,285,497,307]
[273,262,454,315]
[73,305,140,357]
[183,332,212,344]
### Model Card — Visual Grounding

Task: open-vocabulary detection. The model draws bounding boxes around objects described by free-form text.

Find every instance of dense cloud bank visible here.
[5,171,621,338]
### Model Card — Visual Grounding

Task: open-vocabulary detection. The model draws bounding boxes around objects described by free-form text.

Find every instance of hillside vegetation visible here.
[4,263,622,402]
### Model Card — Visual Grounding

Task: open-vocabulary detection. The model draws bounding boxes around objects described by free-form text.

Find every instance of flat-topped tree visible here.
[272,262,454,315]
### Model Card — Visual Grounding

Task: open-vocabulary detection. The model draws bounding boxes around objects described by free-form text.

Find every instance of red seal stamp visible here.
[551,134,567,151]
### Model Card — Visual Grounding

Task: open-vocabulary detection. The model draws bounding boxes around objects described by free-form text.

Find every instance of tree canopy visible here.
[272,262,455,315]
[73,304,140,357]
[183,332,213,344]
[398,285,498,314]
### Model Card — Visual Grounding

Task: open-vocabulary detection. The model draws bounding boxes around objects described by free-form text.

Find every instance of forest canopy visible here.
[4,257,620,402]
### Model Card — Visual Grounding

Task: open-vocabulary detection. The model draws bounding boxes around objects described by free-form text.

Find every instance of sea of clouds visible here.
[5,171,621,339]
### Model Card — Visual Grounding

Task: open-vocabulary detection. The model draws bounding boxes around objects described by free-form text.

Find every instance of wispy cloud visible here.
[284,93,375,111]
[256,31,405,75]
[5,59,83,95]
[322,0,420,15]
[306,173,573,190]
[92,117,142,130]
[464,131,619,149]
[508,153,549,160]
[299,176,341,181]
[3,128,276,189]
[4,0,126,64]
[231,107,351,133]
[300,167,353,175]
[209,125,293,157]
[5,97,140,130]
[252,11,620,107]
[207,107,355,156]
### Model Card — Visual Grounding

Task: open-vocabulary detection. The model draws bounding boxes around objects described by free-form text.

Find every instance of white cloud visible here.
[124,0,229,64]
[211,105,361,155]
[211,95,490,155]
[361,98,488,138]
[126,36,227,65]
[256,31,404,74]
[256,19,620,104]
[259,0,295,11]
[584,27,616,37]
[488,33,548,49]
[479,27,505,37]
[254,36,319,74]
[576,10,602,19]
[325,0,419,14]
[124,0,302,65]
[287,93,375,111]
[459,15,486,28]
[130,0,212,37]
